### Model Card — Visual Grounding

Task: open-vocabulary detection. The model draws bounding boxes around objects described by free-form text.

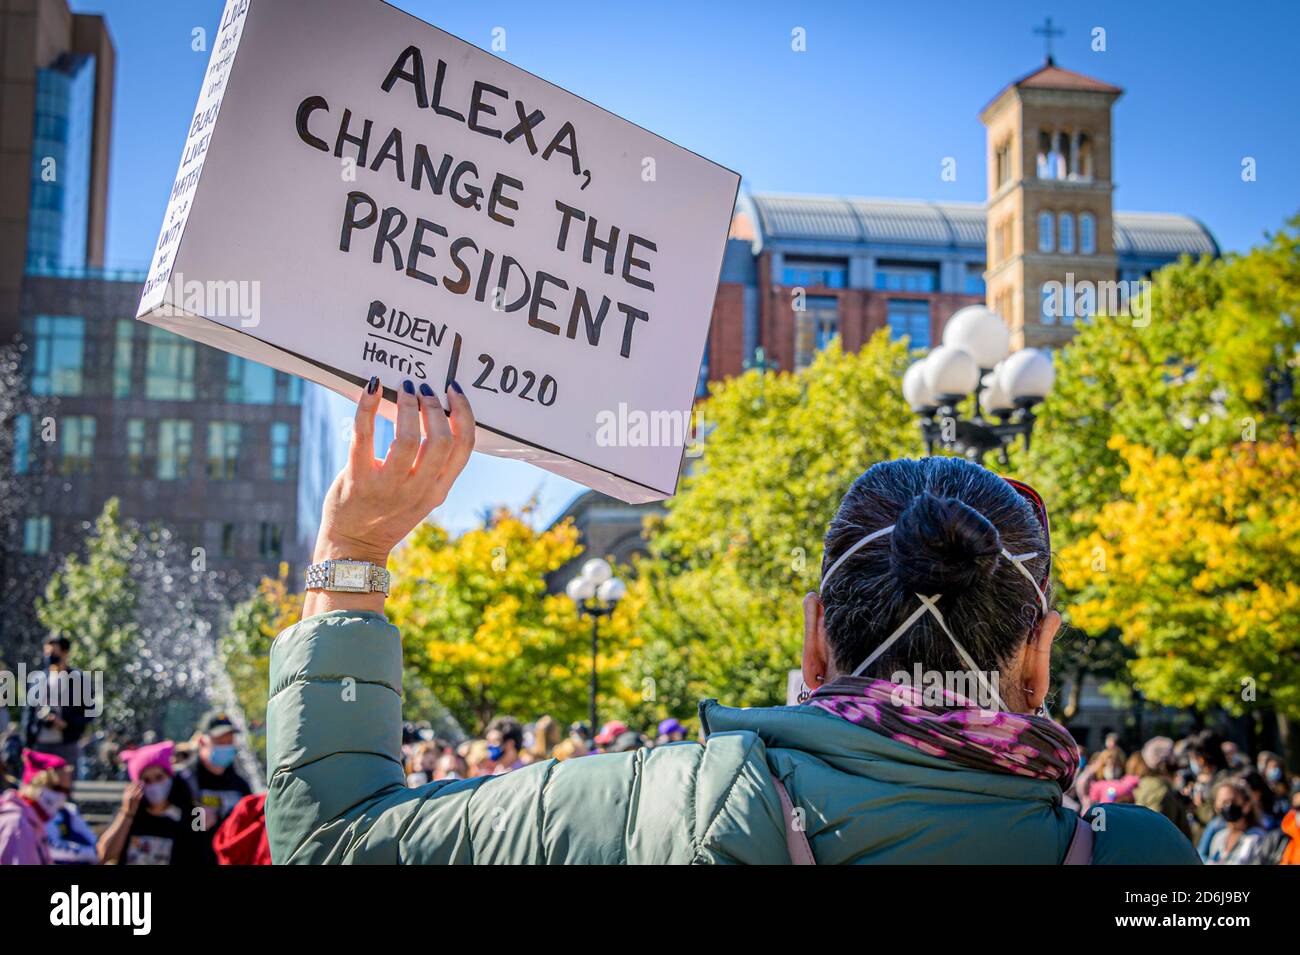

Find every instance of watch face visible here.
[330,562,369,590]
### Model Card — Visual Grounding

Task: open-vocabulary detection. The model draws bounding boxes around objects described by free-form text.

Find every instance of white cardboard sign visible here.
[138,0,739,503]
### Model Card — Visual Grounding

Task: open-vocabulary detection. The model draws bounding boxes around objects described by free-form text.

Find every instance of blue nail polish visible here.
[419,382,434,397]
[402,379,415,395]
[366,376,379,395]
[449,379,463,395]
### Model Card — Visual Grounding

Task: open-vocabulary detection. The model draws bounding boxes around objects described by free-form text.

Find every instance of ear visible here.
[801,592,832,692]
[1016,610,1061,713]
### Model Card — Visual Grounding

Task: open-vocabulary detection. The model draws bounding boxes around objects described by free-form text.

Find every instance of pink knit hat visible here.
[22,749,67,785]
[119,740,176,782]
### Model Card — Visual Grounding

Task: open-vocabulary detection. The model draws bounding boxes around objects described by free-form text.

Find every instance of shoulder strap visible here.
[1063,812,1094,865]
[771,775,816,865]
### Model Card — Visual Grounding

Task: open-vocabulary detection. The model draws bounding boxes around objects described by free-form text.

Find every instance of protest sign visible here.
[138,0,740,503]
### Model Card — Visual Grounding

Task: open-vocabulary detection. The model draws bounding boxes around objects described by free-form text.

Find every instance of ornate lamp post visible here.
[904,305,1056,464]
[565,557,626,733]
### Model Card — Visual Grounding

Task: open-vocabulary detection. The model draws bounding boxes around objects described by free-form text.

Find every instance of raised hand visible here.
[303,377,475,618]
[121,781,143,816]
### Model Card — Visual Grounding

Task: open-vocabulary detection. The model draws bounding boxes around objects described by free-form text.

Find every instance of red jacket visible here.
[212,793,271,865]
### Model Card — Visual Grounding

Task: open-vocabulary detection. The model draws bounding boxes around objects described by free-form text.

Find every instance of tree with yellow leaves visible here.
[386,510,636,733]
[1011,215,1300,717]
[1060,437,1300,740]
[220,567,302,761]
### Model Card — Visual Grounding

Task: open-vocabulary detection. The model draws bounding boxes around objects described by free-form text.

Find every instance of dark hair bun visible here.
[889,492,1002,594]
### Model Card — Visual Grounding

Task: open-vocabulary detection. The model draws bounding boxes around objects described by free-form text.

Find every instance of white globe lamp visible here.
[942,305,1010,370]
[566,576,596,602]
[1001,348,1056,405]
[580,558,612,585]
[902,360,938,412]
[596,578,627,603]
[922,345,980,402]
[979,364,1015,416]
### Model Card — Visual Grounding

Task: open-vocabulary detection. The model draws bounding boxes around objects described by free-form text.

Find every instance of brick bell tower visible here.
[980,50,1122,350]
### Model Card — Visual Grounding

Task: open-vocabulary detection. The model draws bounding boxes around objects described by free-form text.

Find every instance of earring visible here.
[1022,686,1047,718]
[797,675,824,704]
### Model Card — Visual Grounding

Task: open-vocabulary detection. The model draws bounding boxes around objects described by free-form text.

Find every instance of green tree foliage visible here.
[1014,216,1299,716]
[36,499,216,739]
[220,569,301,762]
[388,510,633,733]
[1018,217,1299,532]
[616,334,920,726]
[38,499,139,679]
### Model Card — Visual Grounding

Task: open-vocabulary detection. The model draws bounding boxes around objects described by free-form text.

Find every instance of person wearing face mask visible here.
[21,636,91,774]
[1256,752,1292,819]
[262,388,1200,864]
[32,753,100,865]
[1220,741,1249,771]
[178,711,252,864]
[1205,780,1265,865]
[0,755,71,863]
[98,740,202,865]
[484,716,525,775]
[1187,731,1231,843]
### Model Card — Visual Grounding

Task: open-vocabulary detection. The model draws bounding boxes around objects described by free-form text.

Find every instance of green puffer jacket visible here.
[265,611,1200,864]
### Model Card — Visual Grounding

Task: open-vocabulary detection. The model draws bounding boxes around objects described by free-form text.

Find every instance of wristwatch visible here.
[304,559,390,595]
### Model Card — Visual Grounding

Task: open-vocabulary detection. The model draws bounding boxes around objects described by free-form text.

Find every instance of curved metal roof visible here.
[741,193,1218,258]
[1112,211,1219,258]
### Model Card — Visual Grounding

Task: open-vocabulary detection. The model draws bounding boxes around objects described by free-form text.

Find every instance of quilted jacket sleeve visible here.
[265,610,790,864]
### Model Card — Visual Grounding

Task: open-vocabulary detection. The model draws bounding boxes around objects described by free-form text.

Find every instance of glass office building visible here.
[26,53,97,272]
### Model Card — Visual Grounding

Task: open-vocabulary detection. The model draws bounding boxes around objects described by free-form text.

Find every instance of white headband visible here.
[819,525,1050,711]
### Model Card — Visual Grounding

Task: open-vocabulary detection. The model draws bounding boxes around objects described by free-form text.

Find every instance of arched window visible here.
[1038,211,1055,253]
[1059,212,1075,254]
[995,139,1013,188]
[1079,212,1096,254]
[1036,129,1052,179]
[1076,133,1094,180]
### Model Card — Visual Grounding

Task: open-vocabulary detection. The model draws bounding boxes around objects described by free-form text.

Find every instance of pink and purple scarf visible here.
[808,677,1081,788]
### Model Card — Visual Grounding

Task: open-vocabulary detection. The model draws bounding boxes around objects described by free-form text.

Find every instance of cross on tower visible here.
[1033,16,1064,64]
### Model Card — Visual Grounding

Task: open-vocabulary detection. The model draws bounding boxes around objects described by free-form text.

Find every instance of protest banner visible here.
[138,0,740,502]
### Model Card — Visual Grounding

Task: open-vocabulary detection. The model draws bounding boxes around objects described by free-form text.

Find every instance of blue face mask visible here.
[144,780,172,807]
[207,744,237,769]
[487,745,504,762]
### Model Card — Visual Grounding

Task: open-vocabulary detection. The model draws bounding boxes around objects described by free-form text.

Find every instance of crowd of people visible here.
[397,716,1298,865]
[0,688,699,866]
[6,701,1297,865]
[400,715,690,785]
[1,706,268,865]
[1066,730,1299,865]
[2,624,1298,865]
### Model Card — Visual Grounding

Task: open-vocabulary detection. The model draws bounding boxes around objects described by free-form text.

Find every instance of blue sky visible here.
[76,0,1300,530]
